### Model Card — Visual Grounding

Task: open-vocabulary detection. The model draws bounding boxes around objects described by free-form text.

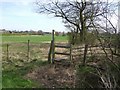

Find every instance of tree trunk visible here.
[83,44,88,66]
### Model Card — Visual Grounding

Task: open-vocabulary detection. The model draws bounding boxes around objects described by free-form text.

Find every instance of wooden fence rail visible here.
[55,45,71,48]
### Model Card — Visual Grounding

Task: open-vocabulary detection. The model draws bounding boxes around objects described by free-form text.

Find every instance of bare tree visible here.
[35,0,120,88]
[35,0,112,65]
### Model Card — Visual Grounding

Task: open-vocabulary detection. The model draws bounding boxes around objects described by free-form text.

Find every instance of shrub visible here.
[76,65,100,88]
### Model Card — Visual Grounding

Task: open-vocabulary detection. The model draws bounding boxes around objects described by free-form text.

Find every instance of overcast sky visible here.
[0,0,119,32]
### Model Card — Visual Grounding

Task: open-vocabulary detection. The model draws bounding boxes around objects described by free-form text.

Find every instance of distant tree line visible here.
[1,29,50,35]
[1,29,67,36]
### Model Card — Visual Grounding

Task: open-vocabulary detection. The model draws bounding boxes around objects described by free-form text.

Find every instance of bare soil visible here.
[26,62,76,88]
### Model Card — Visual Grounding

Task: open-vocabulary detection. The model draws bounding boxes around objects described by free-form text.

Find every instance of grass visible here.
[2,60,48,88]
[2,34,68,43]
[2,34,69,88]
[2,71,37,88]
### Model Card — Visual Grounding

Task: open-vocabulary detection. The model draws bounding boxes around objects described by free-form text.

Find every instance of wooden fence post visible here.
[83,44,88,66]
[7,44,9,60]
[27,40,30,61]
[52,30,55,42]
[48,30,55,63]
[51,30,55,63]
[48,40,53,63]
[70,44,72,61]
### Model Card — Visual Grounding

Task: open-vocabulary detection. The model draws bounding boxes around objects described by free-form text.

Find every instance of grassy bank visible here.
[2,60,48,88]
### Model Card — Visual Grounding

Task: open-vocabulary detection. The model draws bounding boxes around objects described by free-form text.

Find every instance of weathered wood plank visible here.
[55,45,70,48]
[54,52,70,55]
[54,58,67,61]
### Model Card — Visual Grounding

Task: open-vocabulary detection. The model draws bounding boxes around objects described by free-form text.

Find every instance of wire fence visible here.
[2,40,113,64]
[2,40,50,62]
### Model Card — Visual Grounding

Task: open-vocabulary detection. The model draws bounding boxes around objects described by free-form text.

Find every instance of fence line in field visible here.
[3,41,50,62]
[72,47,110,53]
[5,40,31,61]
[3,40,112,62]
[71,45,112,59]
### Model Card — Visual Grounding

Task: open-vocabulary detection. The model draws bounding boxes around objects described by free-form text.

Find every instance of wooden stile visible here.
[48,30,72,63]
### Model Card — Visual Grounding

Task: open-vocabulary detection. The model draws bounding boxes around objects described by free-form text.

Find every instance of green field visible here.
[2,34,69,88]
[2,34,68,43]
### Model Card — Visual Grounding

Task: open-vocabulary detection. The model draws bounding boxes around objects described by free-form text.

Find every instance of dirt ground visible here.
[26,61,77,88]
